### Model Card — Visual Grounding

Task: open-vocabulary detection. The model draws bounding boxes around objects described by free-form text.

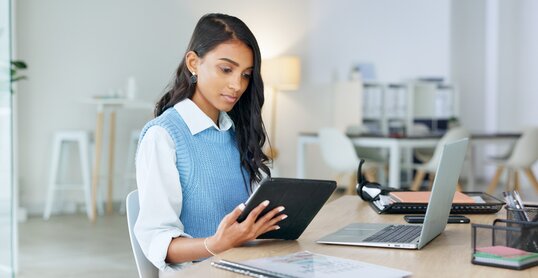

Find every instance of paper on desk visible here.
[241,251,411,278]
[379,195,395,205]
[373,195,394,210]
[471,196,486,204]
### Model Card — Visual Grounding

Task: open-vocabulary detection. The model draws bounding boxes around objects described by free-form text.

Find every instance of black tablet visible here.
[237,177,336,240]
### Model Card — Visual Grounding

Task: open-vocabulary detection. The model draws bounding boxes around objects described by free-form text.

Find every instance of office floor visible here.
[17,181,538,278]
[18,213,137,278]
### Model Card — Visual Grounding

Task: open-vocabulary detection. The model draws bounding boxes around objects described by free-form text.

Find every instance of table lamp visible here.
[261,56,301,160]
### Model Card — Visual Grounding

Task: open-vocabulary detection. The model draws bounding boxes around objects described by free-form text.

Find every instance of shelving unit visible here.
[362,81,459,136]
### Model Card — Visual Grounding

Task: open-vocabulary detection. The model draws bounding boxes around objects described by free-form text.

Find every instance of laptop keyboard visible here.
[364,225,422,243]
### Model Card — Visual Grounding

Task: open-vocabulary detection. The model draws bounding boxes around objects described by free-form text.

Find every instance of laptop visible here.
[317,138,469,249]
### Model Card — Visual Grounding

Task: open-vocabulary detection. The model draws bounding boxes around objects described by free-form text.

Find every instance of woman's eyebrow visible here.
[218,58,253,69]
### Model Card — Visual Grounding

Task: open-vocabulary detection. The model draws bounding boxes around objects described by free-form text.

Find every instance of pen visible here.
[513,191,530,221]
[513,191,525,209]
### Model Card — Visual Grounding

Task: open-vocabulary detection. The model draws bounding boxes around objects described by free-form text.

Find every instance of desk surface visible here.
[176,196,536,277]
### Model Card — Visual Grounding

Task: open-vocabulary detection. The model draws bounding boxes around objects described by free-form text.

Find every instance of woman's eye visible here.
[220,67,232,73]
[242,72,252,79]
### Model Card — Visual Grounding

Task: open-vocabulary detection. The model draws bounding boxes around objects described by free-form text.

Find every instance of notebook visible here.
[211,251,412,278]
[389,191,475,203]
[317,138,469,249]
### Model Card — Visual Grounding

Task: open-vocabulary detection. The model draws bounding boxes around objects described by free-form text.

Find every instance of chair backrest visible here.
[126,190,158,278]
[345,124,371,136]
[408,123,431,136]
[318,127,359,172]
[422,127,470,171]
[507,127,538,167]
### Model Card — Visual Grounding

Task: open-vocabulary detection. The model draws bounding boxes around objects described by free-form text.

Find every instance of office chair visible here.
[319,127,379,194]
[120,129,141,215]
[486,127,538,195]
[410,127,470,191]
[346,125,387,183]
[410,123,435,163]
[126,190,158,278]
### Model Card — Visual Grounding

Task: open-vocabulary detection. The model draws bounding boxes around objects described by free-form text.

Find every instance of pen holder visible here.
[506,204,538,223]
[472,219,538,270]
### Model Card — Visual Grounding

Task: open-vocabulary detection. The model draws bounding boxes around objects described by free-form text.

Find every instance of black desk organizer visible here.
[369,191,504,214]
[471,205,538,270]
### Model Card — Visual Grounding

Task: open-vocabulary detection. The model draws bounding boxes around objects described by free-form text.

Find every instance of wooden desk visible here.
[175,196,536,277]
[297,132,520,189]
[83,98,152,221]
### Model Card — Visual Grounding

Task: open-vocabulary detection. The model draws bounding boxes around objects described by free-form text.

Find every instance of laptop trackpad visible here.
[321,223,389,242]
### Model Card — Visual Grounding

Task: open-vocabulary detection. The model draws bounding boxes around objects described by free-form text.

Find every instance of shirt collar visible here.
[174,99,234,135]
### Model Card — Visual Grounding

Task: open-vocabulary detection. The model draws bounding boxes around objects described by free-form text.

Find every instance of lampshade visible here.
[262,56,301,91]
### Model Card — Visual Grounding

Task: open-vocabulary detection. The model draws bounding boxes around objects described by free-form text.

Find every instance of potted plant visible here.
[10,60,27,89]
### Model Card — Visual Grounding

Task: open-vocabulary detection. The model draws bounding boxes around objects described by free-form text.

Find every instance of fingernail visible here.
[238,203,245,211]
[262,200,270,206]
[281,215,288,220]
[275,225,280,230]
[278,206,285,212]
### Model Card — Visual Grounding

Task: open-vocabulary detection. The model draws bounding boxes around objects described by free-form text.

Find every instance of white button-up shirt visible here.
[134,98,234,272]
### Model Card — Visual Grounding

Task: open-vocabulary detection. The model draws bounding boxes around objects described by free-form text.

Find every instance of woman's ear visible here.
[185,51,199,74]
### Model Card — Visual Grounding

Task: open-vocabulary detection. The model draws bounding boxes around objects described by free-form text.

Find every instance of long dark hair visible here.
[155,13,270,185]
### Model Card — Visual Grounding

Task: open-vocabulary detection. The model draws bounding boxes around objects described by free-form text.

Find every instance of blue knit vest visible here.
[139,108,250,238]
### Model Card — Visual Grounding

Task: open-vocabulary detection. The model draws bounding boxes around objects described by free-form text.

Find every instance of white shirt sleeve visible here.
[134,125,193,271]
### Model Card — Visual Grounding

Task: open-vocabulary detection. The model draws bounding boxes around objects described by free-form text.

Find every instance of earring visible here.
[190,72,198,84]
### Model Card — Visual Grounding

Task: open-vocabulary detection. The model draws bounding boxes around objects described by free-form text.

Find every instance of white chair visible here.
[410,127,470,191]
[44,130,103,220]
[486,127,538,194]
[126,190,158,278]
[319,127,379,195]
[409,123,435,163]
[120,129,141,214]
[346,125,387,183]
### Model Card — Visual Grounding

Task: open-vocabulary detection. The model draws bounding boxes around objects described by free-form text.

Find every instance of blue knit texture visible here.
[139,108,250,238]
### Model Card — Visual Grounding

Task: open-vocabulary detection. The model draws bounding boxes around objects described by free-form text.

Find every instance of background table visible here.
[83,98,152,221]
[175,196,536,277]
[297,132,520,189]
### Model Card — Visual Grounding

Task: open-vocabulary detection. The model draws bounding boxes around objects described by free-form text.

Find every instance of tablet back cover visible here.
[238,178,336,240]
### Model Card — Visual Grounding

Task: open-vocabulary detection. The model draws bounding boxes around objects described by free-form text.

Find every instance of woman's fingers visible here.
[259,213,288,235]
[256,206,285,226]
[222,203,246,227]
[244,200,270,224]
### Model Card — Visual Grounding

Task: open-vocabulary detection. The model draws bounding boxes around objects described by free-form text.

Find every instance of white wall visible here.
[16,0,453,213]
[453,0,538,133]
[513,0,538,128]
[16,0,186,213]
[307,0,450,84]
[451,0,486,132]
[277,0,451,180]
[451,0,538,183]
[15,0,310,213]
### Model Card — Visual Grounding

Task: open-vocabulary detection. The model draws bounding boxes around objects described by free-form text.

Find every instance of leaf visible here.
[11,60,27,69]
[11,76,27,82]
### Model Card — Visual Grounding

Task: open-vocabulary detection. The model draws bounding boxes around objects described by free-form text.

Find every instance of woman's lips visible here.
[222,94,238,103]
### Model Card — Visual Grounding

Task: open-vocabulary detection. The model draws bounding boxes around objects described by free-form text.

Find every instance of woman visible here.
[135,13,286,272]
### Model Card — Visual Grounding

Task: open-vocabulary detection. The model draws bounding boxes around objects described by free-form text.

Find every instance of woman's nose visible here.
[228,74,242,91]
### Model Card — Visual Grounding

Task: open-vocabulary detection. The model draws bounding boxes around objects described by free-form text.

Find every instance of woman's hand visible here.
[205,201,287,254]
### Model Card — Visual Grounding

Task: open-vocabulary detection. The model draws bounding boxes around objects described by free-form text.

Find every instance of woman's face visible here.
[188,40,254,123]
